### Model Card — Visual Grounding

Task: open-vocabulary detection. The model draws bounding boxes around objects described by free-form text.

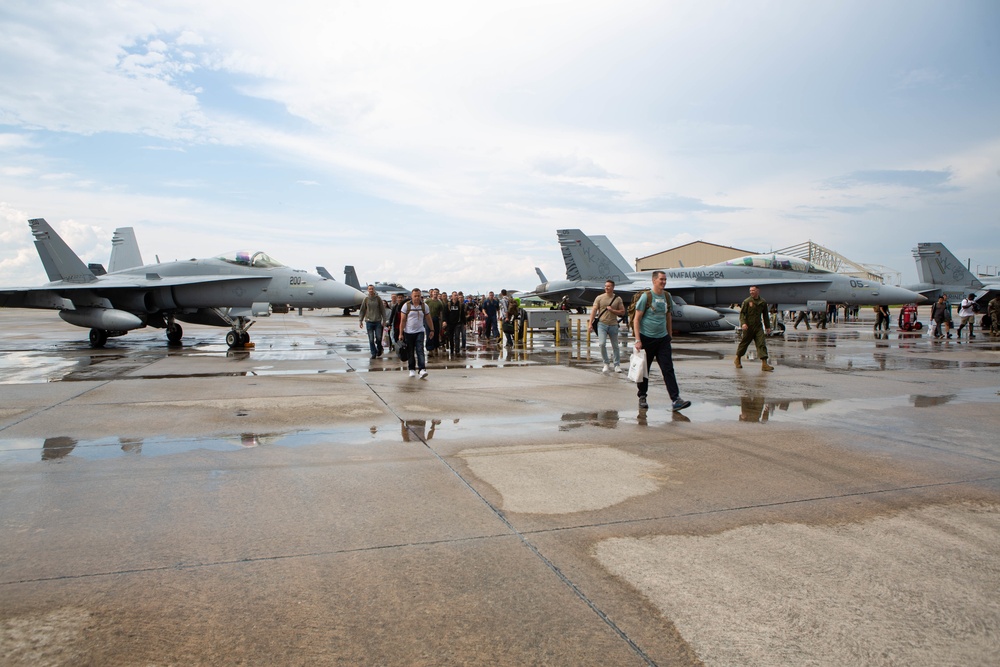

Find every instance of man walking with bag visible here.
[632,271,691,412]
[589,280,625,372]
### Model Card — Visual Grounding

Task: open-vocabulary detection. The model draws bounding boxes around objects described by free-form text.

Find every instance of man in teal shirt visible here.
[632,271,692,412]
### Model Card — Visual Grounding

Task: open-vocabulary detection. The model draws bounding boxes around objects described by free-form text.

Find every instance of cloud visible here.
[823,169,958,192]
[531,154,611,178]
[892,67,946,91]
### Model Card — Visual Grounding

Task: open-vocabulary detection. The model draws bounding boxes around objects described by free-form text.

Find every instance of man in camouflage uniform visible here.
[735,285,774,372]
[989,295,1000,337]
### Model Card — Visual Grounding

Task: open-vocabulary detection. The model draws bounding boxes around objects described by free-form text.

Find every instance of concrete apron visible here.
[0,309,998,666]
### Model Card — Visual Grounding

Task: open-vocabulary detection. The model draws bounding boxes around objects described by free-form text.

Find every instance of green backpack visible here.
[626,290,652,323]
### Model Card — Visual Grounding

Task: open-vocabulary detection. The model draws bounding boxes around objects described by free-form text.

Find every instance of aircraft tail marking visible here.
[343,265,362,290]
[108,227,144,272]
[557,229,630,283]
[912,243,983,289]
[29,218,97,284]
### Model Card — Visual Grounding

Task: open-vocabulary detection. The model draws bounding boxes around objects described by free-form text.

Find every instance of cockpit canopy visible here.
[216,251,286,269]
[721,254,832,274]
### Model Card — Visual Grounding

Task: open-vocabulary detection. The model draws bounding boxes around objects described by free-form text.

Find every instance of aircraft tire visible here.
[89,328,108,348]
[166,323,183,344]
[240,331,251,345]
[226,330,239,348]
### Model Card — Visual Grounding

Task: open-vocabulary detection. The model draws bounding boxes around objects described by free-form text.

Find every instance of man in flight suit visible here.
[735,285,774,372]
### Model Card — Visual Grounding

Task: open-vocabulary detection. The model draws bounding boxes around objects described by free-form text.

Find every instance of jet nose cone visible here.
[884,284,925,305]
[314,278,364,308]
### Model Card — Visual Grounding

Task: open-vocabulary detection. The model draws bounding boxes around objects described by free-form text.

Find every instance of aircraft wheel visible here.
[240,331,251,345]
[166,323,183,344]
[226,330,239,348]
[89,328,108,348]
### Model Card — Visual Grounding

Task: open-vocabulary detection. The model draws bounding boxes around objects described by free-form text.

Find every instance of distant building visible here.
[635,241,757,271]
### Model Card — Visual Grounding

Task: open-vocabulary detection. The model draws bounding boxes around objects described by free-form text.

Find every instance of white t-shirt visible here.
[958,298,976,318]
[402,301,429,334]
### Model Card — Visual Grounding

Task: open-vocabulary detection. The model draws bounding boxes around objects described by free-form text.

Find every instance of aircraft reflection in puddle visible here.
[741,397,830,422]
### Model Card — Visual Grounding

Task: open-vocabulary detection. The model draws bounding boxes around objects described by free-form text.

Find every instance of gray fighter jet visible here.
[905,242,1000,306]
[533,229,925,331]
[0,218,365,348]
[341,266,409,300]
[534,258,731,332]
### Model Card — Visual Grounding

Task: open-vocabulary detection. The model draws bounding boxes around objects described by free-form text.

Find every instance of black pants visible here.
[449,322,463,351]
[636,334,680,402]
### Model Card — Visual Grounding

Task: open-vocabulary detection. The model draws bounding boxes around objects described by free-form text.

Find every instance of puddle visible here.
[694,386,1000,424]
[0,426,405,463]
[3,384,998,464]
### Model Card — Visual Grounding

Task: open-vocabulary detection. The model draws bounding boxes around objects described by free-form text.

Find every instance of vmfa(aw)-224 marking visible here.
[533,229,926,331]
[0,218,364,348]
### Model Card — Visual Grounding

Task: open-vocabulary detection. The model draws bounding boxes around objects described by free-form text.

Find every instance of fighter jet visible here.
[905,242,1000,307]
[341,266,409,300]
[0,218,365,348]
[533,229,925,331]
[534,252,730,332]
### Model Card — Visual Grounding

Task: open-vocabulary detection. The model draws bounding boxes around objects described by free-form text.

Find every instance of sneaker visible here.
[409,370,416,377]
[602,364,610,373]
[614,364,622,373]
[672,398,692,412]
[638,395,648,409]
[418,369,428,379]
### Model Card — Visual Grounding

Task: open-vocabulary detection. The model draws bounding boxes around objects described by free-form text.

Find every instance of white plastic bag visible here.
[627,347,647,382]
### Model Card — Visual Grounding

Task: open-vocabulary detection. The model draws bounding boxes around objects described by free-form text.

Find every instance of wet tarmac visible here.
[1,309,998,665]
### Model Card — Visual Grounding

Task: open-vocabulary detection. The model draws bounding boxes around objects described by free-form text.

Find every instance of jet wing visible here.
[0,288,71,309]
[1,275,273,309]
[29,274,274,291]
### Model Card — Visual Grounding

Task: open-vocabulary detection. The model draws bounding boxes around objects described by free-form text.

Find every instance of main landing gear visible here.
[166,321,183,344]
[89,328,108,348]
[88,329,127,348]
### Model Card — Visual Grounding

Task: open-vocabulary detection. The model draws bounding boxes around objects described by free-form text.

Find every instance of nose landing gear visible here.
[225,316,254,349]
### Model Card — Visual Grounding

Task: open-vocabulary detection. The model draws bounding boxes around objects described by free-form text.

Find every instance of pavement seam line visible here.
[0,532,517,586]
[0,380,112,434]
[517,476,1000,536]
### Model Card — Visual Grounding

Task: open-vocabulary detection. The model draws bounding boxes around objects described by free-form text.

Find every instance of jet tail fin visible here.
[557,229,630,283]
[29,218,97,283]
[912,243,983,289]
[108,227,144,272]
[535,267,548,283]
[315,266,334,280]
[590,235,634,275]
[343,265,362,290]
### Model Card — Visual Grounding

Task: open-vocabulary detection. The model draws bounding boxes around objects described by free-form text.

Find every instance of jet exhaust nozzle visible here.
[59,307,144,331]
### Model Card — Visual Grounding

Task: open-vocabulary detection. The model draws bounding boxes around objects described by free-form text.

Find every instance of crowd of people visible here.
[358,287,524,378]
[356,277,1000,413]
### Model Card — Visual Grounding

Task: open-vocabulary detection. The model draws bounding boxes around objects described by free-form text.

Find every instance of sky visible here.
[1,0,998,293]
